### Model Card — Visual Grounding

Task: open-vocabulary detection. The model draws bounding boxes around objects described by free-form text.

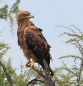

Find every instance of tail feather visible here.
[49,66,54,76]
[39,60,54,76]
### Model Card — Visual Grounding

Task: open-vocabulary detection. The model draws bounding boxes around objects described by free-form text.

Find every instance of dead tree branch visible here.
[27,75,44,86]
[32,66,45,78]
[0,61,14,86]
[43,60,55,86]
[27,59,55,86]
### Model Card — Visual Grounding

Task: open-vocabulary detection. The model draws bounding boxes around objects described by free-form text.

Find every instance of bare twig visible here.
[27,75,44,86]
[0,61,14,86]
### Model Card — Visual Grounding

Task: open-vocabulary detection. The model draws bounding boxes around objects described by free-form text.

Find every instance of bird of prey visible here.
[17,11,54,76]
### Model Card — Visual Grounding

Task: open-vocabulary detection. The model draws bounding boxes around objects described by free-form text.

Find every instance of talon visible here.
[25,61,31,67]
[28,61,35,68]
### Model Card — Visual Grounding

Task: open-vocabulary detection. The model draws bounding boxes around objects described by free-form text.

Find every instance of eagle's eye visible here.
[24,14,30,16]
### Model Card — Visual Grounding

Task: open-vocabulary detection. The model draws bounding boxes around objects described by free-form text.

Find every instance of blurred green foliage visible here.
[0,0,20,28]
[56,25,83,86]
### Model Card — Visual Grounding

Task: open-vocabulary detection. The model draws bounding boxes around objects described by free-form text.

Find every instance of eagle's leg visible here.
[28,56,36,68]
[25,58,30,67]
[28,61,35,68]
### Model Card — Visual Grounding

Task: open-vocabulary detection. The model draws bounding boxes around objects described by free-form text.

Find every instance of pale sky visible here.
[0,0,83,73]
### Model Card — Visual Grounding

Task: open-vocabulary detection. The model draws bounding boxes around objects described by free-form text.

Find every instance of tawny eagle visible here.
[17,11,54,76]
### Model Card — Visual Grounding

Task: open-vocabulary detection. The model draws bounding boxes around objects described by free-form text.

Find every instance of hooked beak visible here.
[30,14,34,18]
[27,14,34,18]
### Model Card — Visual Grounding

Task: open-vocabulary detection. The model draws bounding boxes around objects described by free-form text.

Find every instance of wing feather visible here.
[24,26,51,67]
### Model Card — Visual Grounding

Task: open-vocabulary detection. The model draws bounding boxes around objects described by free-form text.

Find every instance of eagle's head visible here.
[17,11,34,25]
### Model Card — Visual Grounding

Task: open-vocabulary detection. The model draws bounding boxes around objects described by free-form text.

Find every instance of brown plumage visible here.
[17,11,54,76]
